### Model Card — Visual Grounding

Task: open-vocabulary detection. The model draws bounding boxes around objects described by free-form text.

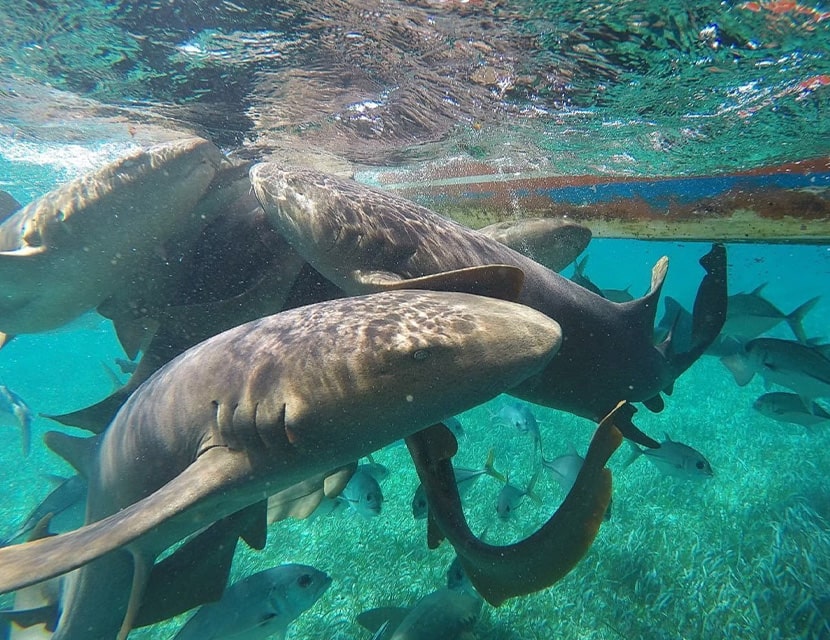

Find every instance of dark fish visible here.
[721,338,830,399]
[173,564,331,640]
[569,256,604,296]
[722,284,819,343]
[411,449,505,520]
[624,434,713,480]
[753,392,830,428]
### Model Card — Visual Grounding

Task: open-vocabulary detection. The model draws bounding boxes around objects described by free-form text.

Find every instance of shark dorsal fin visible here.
[43,431,100,478]
[356,265,526,303]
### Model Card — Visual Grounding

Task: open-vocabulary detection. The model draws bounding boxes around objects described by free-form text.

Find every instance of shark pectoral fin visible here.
[135,506,257,628]
[43,387,131,434]
[266,464,357,524]
[43,431,100,477]
[358,265,526,303]
[0,605,59,631]
[410,404,624,607]
[0,246,48,258]
[323,463,357,497]
[0,447,252,596]
[120,548,154,640]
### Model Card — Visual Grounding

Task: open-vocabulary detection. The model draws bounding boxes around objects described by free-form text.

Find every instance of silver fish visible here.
[358,588,482,640]
[753,392,830,428]
[721,338,830,399]
[340,464,385,518]
[624,434,713,480]
[173,564,331,640]
[0,385,33,457]
[722,284,819,343]
[496,470,541,520]
[489,398,542,452]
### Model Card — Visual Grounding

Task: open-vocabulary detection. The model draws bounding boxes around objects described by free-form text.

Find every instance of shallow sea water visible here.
[1,1,829,639]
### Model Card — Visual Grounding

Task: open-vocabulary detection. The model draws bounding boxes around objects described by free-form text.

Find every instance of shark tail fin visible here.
[662,244,728,378]
[786,296,820,344]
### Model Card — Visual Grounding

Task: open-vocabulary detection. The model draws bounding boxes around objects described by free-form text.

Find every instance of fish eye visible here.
[696,461,705,469]
[412,349,430,361]
[297,573,313,588]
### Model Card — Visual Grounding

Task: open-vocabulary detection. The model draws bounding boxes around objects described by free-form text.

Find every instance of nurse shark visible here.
[0,276,564,639]
[250,165,727,445]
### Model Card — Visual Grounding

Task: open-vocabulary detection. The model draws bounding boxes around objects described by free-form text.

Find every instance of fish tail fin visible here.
[622,441,645,470]
[786,296,820,343]
[526,470,543,505]
[483,448,507,484]
[719,352,755,386]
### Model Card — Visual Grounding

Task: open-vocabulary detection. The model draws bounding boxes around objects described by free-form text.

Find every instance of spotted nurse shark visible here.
[0,274,563,639]
[250,165,728,445]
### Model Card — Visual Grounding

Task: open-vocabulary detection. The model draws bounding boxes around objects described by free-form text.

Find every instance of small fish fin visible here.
[622,441,645,470]
[786,296,820,344]
[719,353,755,387]
[357,265,526,303]
[43,386,132,434]
[526,470,543,505]
[0,605,59,632]
[573,255,589,276]
[0,446,251,596]
[134,506,254,628]
[483,448,507,484]
[357,607,409,635]
[749,282,768,296]
[43,431,100,478]
[663,433,673,442]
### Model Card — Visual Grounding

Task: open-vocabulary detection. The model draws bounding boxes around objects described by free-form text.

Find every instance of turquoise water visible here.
[1,1,829,639]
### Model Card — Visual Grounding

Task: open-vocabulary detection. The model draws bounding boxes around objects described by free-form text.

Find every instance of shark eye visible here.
[297,573,313,589]
[412,349,430,361]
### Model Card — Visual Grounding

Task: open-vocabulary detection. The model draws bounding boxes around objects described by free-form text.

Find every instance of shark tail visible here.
[786,296,820,344]
[662,243,728,380]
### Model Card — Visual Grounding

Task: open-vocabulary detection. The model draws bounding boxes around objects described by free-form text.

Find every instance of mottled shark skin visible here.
[0,138,224,337]
[478,217,591,272]
[0,283,562,640]
[250,165,728,440]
